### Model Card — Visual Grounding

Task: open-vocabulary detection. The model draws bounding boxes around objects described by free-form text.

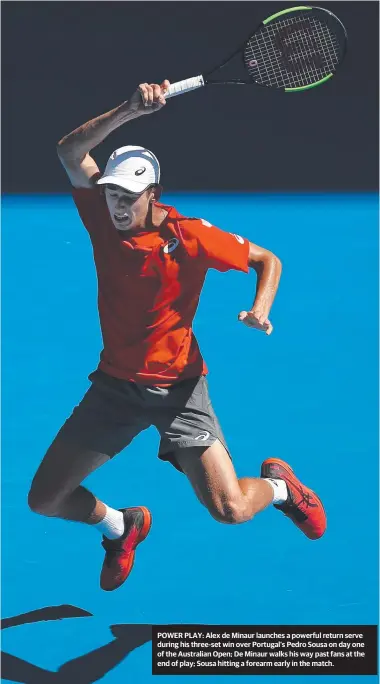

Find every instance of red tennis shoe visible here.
[100,506,152,591]
[261,458,327,540]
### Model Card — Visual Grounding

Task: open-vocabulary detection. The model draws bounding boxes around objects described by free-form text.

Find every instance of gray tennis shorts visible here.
[56,370,228,472]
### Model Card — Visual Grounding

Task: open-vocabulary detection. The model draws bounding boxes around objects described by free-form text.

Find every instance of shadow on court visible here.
[1,606,152,683]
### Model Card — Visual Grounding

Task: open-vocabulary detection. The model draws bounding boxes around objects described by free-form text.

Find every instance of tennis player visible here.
[28,80,326,591]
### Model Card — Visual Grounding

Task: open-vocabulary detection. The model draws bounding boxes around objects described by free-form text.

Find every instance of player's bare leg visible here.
[175,440,274,523]
[28,438,152,590]
[175,440,326,538]
[28,439,110,522]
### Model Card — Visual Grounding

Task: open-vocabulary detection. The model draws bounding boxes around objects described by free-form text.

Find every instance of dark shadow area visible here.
[1,607,152,684]
[1,605,93,630]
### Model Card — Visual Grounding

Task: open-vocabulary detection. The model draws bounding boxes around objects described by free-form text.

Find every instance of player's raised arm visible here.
[238,242,282,335]
[56,80,170,188]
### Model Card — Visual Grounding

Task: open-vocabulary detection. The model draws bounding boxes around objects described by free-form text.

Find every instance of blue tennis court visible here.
[1,192,378,683]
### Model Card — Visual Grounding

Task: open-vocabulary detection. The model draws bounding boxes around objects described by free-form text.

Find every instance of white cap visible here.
[97,145,160,194]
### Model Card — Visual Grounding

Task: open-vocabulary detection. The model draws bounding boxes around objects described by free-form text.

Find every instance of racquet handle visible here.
[165,75,205,99]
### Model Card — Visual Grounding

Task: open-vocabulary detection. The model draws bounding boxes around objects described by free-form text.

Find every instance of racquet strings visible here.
[244,13,342,89]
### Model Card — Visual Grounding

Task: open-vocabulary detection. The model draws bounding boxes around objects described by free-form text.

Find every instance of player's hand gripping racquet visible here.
[164,5,347,98]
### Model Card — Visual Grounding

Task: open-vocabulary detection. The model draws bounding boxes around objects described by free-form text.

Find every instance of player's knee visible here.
[209,496,249,525]
[28,487,60,517]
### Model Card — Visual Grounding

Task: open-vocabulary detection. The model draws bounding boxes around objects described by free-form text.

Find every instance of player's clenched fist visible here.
[129,80,170,115]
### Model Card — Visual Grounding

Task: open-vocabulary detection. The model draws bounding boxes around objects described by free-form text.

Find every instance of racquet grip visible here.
[165,75,205,99]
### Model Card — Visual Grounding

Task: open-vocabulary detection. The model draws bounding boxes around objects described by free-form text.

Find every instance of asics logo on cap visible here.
[135,167,146,176]
[163,238,179,254]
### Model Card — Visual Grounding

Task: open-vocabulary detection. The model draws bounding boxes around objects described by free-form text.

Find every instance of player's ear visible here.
[151,184,162,202]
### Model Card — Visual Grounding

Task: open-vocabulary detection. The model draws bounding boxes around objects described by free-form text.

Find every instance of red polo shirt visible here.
[72,187,249,385]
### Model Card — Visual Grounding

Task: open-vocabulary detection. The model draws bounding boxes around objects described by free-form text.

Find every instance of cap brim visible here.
[97,175,151,194]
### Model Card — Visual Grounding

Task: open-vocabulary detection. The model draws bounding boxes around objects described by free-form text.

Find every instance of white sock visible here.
[264,478,288,504]
[94,505,125,539]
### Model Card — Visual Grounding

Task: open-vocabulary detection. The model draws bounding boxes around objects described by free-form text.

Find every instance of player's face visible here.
[104,184,154,232]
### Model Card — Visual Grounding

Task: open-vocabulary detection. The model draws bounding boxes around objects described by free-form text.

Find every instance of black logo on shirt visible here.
[163,238,179,254]
[135,167,146,176]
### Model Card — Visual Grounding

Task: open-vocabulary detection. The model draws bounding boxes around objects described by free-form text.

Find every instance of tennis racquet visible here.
[164,5,347,97]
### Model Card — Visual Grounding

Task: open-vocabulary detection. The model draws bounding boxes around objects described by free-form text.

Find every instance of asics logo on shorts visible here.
[163,238,179,254]
[232,234,244,244]
[194,431,210,441]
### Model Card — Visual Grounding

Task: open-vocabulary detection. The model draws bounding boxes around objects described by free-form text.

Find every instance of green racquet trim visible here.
[263,6,312,24]
[285,73,334,91]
